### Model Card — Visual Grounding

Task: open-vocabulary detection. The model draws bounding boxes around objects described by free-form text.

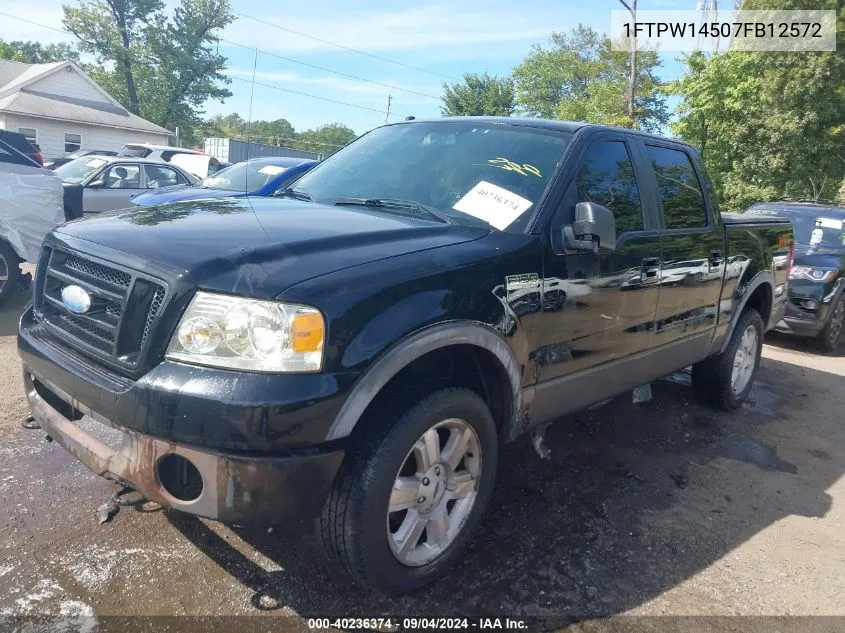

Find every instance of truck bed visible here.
[722,213,790,225]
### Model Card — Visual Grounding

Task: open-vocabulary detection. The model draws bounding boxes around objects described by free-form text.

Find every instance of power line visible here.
[0,10,68,35]
[0,11,419,121]
[235,11,460,82]
[221,38,440,101]
[228,74,407,118]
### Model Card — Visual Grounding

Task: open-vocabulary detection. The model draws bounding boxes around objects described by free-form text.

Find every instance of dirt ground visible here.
[1,282,844,630]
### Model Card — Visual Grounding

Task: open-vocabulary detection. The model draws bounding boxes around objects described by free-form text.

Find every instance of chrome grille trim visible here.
[35,246,169,371]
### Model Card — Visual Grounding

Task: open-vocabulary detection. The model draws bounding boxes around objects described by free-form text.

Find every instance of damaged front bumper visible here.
[22,369,344,525]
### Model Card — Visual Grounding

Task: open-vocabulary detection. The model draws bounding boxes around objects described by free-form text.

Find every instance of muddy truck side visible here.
[18,118,793,594]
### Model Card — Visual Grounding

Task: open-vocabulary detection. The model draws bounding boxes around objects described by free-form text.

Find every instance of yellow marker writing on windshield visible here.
[488,157,542,177]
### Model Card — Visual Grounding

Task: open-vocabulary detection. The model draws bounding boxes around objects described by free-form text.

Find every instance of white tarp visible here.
[0,164,64,262]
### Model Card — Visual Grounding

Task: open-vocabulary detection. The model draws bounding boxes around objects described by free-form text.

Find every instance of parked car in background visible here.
[43,149,117,170]
[0,131,63,306]
[0,129,42,167]
[19,118,793,594]
[118,143,222,178]
[745,201,845,352]
[54,155,197,215]
[130,157,317,206]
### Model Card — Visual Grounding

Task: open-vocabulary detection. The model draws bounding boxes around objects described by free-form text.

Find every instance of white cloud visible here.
[0,5,72,44]
[224,67,439,101]
[224,4,563,55]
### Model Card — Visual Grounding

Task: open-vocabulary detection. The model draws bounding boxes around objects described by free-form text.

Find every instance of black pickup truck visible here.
[19,118,793,594]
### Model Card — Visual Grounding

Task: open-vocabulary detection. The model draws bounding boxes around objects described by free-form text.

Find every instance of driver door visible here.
[531,135,662,421]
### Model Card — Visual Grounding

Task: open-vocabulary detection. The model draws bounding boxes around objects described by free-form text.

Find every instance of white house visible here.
[0,59,171,158]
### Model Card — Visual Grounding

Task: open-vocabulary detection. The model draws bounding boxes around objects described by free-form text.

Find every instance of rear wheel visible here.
[319,387,498,595]
[692,308,763,410]
[0,240,21,307]
[816,296,845,353]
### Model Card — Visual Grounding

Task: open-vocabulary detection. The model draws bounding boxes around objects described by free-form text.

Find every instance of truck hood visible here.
[131,185,247,206]
[55,197,489,295]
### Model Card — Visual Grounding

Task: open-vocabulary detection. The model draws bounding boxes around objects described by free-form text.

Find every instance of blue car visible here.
[130,156,317,206]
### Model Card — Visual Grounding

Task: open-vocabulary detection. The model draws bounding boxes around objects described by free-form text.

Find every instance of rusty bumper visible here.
[24,369,344,525]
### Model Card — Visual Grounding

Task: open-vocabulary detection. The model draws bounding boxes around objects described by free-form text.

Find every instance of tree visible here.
[0,40,80,63]
[440,72,515,117]
[63,0,162,114]
[63,0,234,144]
[296,123,356,154]
[512,25,667,131]
[671,0,845,209]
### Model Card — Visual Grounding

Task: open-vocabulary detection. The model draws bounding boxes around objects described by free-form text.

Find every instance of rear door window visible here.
[645,145,708,229]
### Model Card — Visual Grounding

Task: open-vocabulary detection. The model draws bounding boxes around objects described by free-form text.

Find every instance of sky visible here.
[0,0,689,138]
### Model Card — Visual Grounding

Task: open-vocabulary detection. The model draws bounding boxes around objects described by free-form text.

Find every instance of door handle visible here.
[709,251,724,268]
[640,257,661,279]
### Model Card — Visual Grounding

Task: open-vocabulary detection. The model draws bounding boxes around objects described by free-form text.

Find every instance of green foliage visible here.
[295,123,357,154]
[62,0,234,144]
[440,72,515,117]
[511,25,668,132]
[671,0,845,210]
[0,40,80,63]
[202,115,356,154]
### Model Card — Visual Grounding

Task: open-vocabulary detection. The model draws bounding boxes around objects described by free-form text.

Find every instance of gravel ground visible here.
[1,283,844,629]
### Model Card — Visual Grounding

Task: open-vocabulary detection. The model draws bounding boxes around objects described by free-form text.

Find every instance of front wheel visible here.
[319,388,498,595]
[692,308,764,410]
[816,296,845,353]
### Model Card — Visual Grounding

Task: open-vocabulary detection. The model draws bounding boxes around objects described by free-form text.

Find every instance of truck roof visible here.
[390,116,696,149]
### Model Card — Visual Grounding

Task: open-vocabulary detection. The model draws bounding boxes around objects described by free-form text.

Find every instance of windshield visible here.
[293,121,571,231]
[55,157,108,183]
[199,160,289,192]
[748,207,845,250]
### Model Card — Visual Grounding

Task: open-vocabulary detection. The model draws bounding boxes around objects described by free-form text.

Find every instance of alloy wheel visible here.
[731,324,759,395]
[386,418,481,567]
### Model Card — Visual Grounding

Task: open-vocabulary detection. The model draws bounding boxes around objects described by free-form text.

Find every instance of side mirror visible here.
[87,179,105,189]
[562,201,617,253]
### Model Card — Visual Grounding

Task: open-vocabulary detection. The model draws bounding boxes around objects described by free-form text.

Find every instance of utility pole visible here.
[384,94,392,124]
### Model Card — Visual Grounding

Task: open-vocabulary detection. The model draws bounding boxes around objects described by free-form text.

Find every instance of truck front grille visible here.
[35,246,169,371]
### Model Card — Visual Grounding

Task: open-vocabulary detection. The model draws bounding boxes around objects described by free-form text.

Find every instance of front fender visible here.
[326,321,524,441]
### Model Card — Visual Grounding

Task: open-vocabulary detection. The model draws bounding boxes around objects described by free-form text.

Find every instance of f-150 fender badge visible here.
[506,273,540,290]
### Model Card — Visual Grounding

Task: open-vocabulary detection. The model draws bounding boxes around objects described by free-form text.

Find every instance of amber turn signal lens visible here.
[291,312,324,352]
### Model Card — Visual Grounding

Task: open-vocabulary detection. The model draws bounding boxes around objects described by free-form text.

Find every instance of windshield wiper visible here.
[276,187,312,201]
[333,197,449,224]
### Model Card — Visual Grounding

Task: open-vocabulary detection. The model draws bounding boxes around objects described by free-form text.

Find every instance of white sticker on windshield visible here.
[818,217,843,230]
[452,181,532,230]
[258,165,287,176]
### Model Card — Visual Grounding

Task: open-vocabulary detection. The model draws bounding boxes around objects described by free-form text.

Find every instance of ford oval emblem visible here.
[61,285,92,314]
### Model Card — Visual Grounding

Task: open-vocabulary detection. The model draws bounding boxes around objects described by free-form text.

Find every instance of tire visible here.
[0,239,21,307]
[692,308,764,411]
[816,295,845,353]
[319,387,498,595]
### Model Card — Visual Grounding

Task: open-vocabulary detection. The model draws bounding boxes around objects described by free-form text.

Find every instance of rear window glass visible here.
[646,145,708,229]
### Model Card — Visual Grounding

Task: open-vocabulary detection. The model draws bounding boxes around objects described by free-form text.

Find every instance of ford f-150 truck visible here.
[18,118,793,594]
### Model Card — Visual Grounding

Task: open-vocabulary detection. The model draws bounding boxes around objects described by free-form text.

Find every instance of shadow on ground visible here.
[764,329,844,357]
[167,355,841,621]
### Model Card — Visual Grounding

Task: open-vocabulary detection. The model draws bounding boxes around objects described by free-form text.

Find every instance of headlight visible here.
[166,292,324,372]
[789,266,838,282]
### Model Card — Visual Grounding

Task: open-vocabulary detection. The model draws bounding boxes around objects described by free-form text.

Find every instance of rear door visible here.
[638,141,725,349]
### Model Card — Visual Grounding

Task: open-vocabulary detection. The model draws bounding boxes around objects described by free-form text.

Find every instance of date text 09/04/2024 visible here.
[307,618,528,630]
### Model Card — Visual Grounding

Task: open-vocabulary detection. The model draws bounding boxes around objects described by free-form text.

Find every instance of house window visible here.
[65,133,82,153]
[18,128,37,148]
